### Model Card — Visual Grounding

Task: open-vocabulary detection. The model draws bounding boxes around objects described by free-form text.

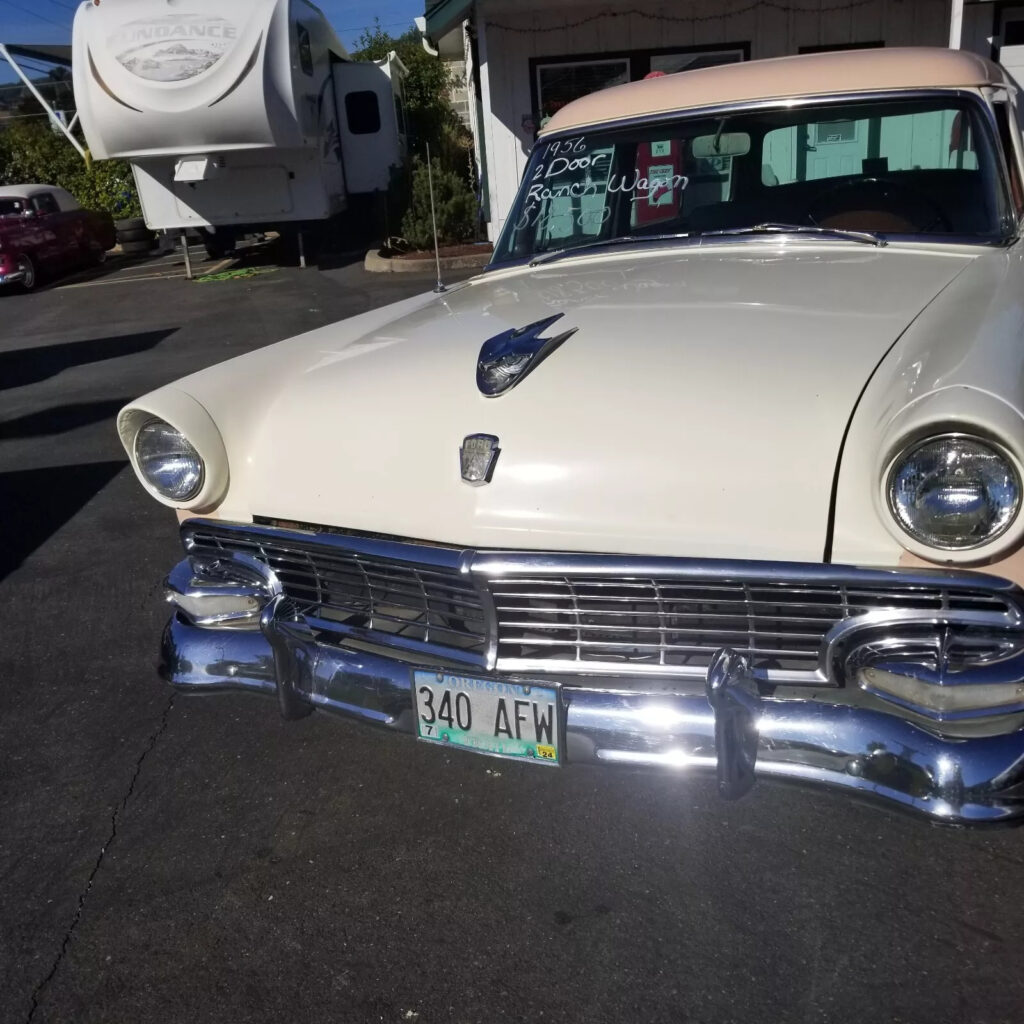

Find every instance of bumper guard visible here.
[160,604,1024,826]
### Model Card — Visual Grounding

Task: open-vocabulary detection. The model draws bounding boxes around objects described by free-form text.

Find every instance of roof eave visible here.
[423,0,472,45]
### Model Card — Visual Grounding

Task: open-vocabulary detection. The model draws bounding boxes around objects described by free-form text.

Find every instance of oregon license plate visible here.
[412,670,561,765]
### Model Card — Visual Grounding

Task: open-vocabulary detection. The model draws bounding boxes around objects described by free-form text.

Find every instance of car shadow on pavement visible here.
[0,461,127,582]
[0,398,133,440]
[0,329,177,391]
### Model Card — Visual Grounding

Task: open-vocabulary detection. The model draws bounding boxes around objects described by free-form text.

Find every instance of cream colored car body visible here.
[120,230,1024,578]
[119,48,1024,825]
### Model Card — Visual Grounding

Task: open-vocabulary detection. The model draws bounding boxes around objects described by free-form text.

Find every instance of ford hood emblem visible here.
[476,313,578,396]
[460,434,501,486]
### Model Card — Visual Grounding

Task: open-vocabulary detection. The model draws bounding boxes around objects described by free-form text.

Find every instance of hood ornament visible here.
[460,433,500,486]
[477,313,578,396]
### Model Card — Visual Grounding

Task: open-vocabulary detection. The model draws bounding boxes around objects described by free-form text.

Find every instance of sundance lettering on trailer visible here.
[112,17,239,48]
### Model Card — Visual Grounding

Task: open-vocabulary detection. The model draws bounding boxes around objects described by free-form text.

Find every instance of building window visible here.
[345,91,381,135]
[815,120,857,145]
[798,42,884,54]
[530,45,748,135]
[650,50,743,74]
[536,59,629,128]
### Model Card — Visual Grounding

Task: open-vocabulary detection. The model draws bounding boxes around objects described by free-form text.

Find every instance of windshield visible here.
[493,95,1014,264]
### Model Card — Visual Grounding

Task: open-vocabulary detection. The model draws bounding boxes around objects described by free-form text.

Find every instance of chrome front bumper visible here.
[161,606,1024,825]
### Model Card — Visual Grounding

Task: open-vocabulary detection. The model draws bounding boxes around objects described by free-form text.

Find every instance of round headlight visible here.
[887,435,1020,550]
[134,419,205,501]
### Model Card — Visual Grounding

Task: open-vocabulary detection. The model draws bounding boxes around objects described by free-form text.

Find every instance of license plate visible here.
[412,670,561,765]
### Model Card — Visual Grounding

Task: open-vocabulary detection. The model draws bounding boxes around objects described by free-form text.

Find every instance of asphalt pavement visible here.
[1,250,1023,1024]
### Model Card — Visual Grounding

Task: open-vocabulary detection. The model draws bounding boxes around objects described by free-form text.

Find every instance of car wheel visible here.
[115,217,148,233]
[201,227,237,260]
[117,227,153,243]
[17,254,37,292]
[121,239,155,255]
[83,241,108,266]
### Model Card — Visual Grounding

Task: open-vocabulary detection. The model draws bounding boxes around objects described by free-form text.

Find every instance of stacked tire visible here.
[116,217,156,255]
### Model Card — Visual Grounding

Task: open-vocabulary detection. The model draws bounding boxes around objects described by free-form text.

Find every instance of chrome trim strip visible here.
[462,547,500,671]
[302,612,488,669]
[469,547,1021,592]
[160,613,1024,824]
[481,233,1013,274]
[184,519,468,572]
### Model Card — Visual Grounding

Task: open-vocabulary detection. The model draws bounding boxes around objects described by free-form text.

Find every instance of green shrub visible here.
[0,119,141,217]
[400,156,476,249]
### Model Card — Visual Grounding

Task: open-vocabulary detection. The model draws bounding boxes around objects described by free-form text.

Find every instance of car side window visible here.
[32,194,60,216]
[0,198,29,217]
[761,108,979,186]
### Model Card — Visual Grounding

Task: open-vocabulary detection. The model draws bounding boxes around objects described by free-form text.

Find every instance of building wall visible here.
[476,0,952,239]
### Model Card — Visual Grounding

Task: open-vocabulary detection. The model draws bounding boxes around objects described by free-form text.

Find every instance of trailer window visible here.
[346,91,381,135]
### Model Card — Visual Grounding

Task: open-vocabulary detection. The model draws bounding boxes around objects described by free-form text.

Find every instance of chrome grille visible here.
[184,521,1022,685]
[187,526,488,660]
[490,574,1018,680]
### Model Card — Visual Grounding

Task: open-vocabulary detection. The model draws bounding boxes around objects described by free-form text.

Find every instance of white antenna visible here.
[426,141,446,293]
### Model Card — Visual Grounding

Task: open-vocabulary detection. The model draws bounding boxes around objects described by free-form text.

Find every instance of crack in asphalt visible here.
[24,693,177,1024]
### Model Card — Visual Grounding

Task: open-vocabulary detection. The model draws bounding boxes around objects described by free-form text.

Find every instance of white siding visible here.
[476,0,952,236]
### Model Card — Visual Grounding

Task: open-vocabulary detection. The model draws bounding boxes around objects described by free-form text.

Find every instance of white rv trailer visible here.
[72,0,405,239]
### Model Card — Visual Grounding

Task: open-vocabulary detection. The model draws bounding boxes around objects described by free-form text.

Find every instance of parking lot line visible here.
[61,270,189,289]
[57,251,241,289]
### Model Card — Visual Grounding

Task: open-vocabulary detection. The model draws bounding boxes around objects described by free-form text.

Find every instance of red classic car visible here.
[0,184,116,292]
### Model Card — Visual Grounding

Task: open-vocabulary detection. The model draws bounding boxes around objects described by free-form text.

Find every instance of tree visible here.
[401,156,476,248]
[0,118,140,217]
[350,18,479,243]
[350,18,468,167]
[45,68,74,113]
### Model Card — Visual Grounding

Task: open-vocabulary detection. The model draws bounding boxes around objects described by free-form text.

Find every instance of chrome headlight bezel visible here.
[883,432,1022,555]
[134,418,206,502]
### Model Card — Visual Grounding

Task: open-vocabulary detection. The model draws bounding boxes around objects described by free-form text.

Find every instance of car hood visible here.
[189,246,974,559]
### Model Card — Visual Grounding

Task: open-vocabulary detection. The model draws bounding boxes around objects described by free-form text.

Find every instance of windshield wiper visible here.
[698,222,886,247]
[527,221,885,266]
[529,231,692,267]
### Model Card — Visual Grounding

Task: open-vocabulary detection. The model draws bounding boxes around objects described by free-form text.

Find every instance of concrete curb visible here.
[364,248,492,273]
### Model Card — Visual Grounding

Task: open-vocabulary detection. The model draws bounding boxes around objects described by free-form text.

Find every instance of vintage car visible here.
[0,184,115,291]
[119,47,1024,825]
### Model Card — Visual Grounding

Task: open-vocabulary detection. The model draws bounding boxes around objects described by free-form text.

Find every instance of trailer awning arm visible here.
[0,43,87,162]
[4,43,72,66]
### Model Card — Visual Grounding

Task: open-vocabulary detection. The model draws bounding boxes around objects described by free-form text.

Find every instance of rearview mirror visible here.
[692,132,751,159]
